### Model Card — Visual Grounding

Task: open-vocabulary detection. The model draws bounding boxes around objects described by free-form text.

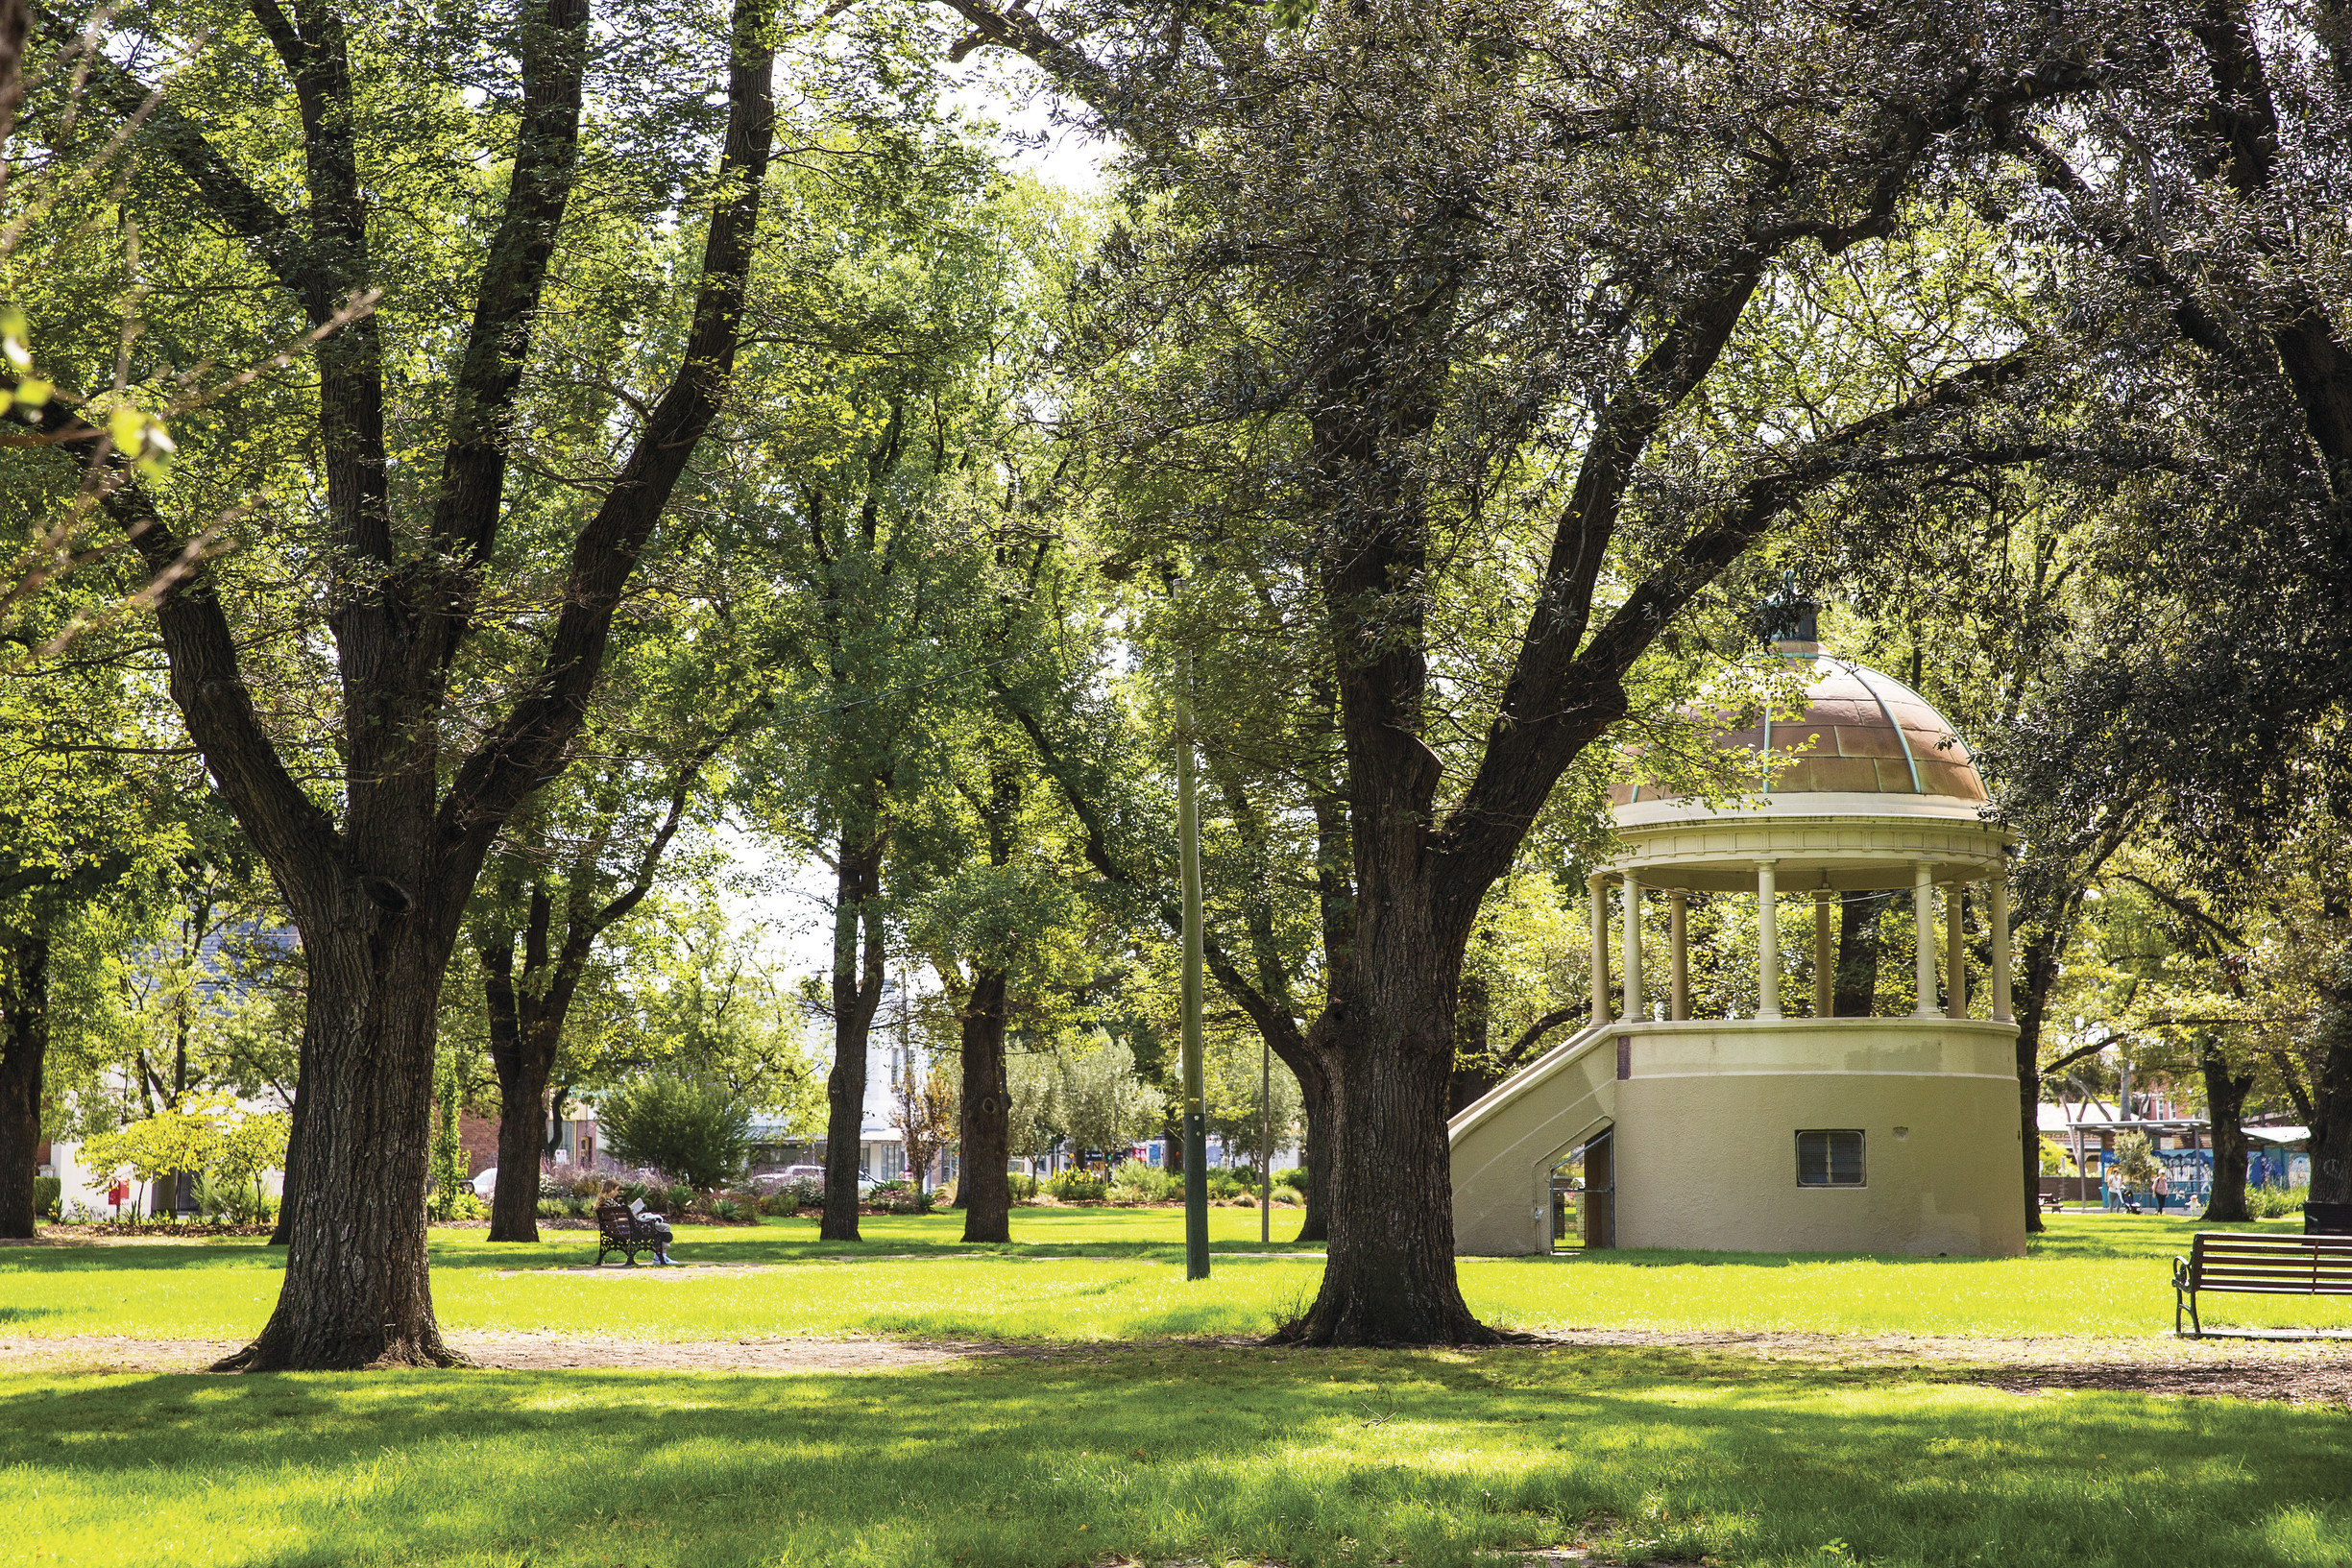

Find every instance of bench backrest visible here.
[2187,1231,2352,1295]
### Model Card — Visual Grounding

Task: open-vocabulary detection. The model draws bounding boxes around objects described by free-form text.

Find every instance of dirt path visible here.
[1528,1327,2352,1404]
[0,1333,1000,1373]
[1,1326,2342,1401]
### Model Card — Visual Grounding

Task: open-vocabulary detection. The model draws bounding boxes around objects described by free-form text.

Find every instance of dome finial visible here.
[1758,569,1820,656]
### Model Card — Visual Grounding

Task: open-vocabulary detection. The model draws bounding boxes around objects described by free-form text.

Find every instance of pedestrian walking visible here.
[2102,1166,2120,1211]
[2153,1168,2170,1214]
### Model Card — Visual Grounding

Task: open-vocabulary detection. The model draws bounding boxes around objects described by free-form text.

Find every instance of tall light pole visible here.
[1176,652,1211,1280]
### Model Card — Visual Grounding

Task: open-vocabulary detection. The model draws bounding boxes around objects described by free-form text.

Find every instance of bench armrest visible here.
[2172,1254,2191,1287]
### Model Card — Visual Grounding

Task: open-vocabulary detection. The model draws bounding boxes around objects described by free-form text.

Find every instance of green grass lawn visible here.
[6,1210,2347,1342]
[8,1345,2352,1568]
[8,1210,2352,1567]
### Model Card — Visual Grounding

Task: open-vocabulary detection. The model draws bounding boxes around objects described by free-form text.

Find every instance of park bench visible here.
[594,1201,657,1267]
[2306,1201,2352,1236]
[2172,1231,2352,1338]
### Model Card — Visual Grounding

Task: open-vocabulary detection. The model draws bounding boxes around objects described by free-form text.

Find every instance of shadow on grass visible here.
[3,1345,2348,1568]
[0,1243,287,1274]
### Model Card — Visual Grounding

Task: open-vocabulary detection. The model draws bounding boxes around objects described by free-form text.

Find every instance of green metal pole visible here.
[1177,658,1210,1281]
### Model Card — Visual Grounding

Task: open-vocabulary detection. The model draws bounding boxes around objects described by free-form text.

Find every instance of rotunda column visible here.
[1990,873,2013,1024]
[1668,890,1689,1022]
[1911,863,1937,1018]
[1812,891,1835,1017]
[1756,859,1781,1020]
[1588,873,1612,1027]
[1946,882,1968,1019]
[1622,873,1644,1022]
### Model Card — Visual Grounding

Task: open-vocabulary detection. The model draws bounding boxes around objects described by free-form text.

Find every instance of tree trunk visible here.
[0,930,48,1240]
[2199,1039,2255,1221]
[957,967,1011,1242]
[821,827,885,1242]
[269,1045,308,1245]
[214,923,465,1370]
[482,910,563,1244]
[1291,1043,1332,1244]
[2306,971,2352,1204]
[1280,923,1494,1346]
[2011,926,2065,1237]
[1832,891,1890,1017]
[488,1048,555,1242]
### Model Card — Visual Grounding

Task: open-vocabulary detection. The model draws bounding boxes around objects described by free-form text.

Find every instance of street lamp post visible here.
[1176,658,1210,1281]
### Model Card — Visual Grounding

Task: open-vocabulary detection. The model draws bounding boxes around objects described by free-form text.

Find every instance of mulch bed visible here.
[17,1223,275,1240]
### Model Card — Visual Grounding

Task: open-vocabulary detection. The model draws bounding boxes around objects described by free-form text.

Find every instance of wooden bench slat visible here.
[2178,1232,2352,1336]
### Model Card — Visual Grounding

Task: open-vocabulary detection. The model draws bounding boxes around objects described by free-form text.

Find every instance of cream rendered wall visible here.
[1612,1018,2025,1257]
[1448,1017,2026,1259]
[1448,1023,1617,1256]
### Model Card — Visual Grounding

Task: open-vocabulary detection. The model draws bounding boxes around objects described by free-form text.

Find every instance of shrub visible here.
[1047,1170,1106,1203]
[872,1188,934,1215]
[33,1175,61,1220]
[616,1179,651,1205]
[2248,1183,2309,1219]
[1008,1172,1040,1202]
[707,1197,747,1222]
[536,1197,568,1218]
[596,1074,754,1191]
[659,1183,700,1217]
[1273,1167,1309,1194]
[196,1174,277,1225]
[1107,1163,1178,1203]
[763,1175,822,1213]
[428,1191,487,1221]
[869,1178,910,1195]
[1205,1170,1245,1200]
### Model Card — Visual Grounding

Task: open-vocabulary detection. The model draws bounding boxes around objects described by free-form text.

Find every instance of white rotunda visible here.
[1448,607,2025,1258]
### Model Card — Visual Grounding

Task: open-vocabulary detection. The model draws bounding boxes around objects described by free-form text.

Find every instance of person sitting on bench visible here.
[630,1197,676,1265]
[599,1181,677,1265]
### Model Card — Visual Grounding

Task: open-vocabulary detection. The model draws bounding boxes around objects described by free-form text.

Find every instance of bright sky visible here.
[949,58,1111,192]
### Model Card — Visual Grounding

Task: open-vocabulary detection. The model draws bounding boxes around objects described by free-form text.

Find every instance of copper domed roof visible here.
[1609,644,1986,808]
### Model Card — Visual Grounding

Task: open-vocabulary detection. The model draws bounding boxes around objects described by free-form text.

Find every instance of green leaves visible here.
[80,1092,290,1189]
[597,1072,756,1190]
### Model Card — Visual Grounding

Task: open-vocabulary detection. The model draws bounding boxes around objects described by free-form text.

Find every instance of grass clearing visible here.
[6,1345,2350,1568]
[6,1211,2348,1342]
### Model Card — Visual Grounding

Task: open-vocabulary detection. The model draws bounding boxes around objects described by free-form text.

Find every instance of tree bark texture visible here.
[1290,1023,1334,1243]
[1286,926,1491,1345]
[268,1039,309,1245]
[2306,968,2352,1204]
[957,967,1011,1243]
[821,827,886,1242]
[0,929,48,1239]
[223,921,464,1369]
[2199,1040,2255,1221]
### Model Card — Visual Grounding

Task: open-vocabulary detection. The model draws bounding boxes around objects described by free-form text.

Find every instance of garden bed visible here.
[28,1222,275,1239]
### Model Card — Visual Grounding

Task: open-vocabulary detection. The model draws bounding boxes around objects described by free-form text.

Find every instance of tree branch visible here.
[436,0,775,875]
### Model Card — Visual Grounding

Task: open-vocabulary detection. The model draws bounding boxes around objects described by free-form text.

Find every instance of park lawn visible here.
[6,1212,2349,1342]
[6,1343,2351,1568]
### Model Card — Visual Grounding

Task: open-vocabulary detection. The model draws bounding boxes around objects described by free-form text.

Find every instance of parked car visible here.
[471,1168,497,1198]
